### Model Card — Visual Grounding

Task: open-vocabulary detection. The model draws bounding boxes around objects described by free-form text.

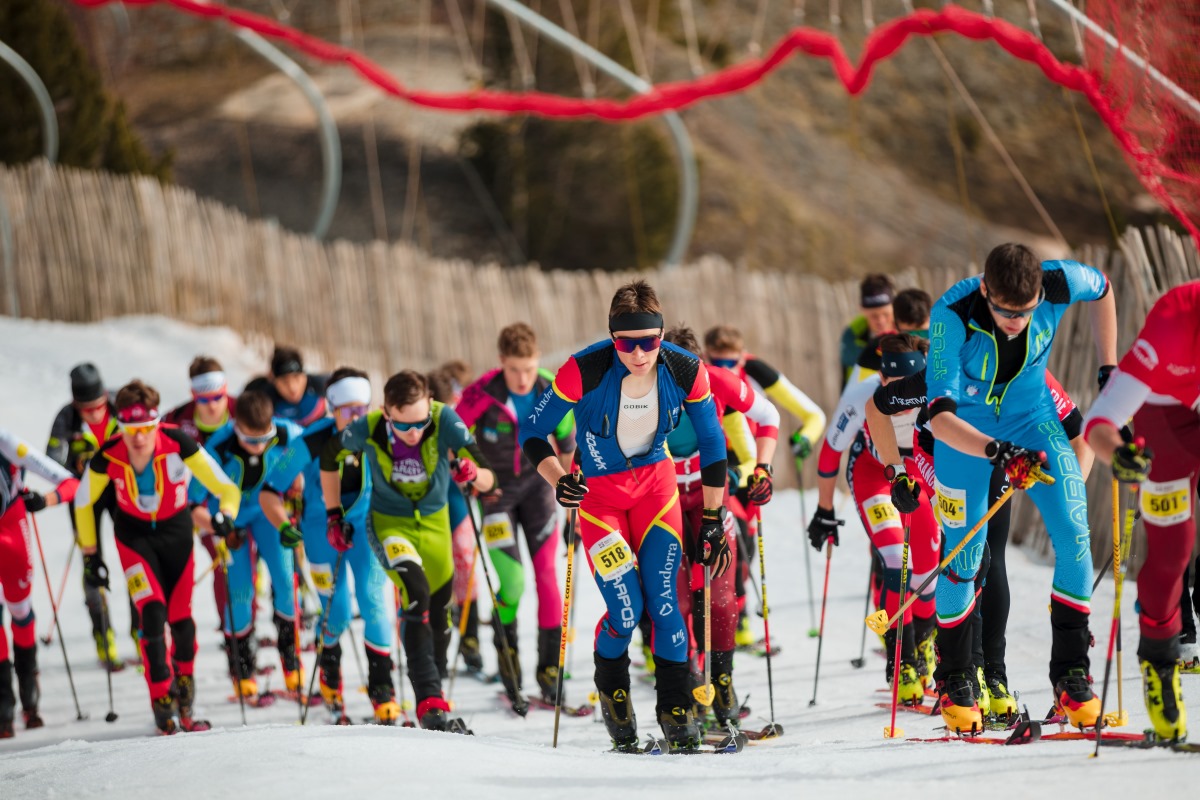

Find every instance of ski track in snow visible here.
[1,315,1197,797]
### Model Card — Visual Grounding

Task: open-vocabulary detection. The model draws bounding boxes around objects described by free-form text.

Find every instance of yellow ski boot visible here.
[1054,668,1101,729]
[1143,659,1187,742]
[985,673,1018,719]
[897,663,924,705]
[233,677,258,698]
[976,667,991,718]
[937,671,982,734]
[916,631,937,689]
[373,699,402,725]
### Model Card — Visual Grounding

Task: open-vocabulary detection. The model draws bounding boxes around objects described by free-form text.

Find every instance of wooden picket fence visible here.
[2,161,1196,567]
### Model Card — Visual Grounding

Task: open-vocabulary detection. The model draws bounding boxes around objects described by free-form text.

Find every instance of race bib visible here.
[310,562,334,594]
[125,563,154,602]
[588,532,635,582]
[482,513,515,549]
[862,494,900,533]
[934,481,966,529]
[165,452,187,483]
[1141,478,1192,527]
[382,536,422,568]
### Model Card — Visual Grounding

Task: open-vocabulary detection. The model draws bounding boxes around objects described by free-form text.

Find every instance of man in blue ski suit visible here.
[926,243,1117,732]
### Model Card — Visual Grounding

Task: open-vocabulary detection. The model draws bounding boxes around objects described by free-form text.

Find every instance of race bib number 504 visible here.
[934,481,966,529]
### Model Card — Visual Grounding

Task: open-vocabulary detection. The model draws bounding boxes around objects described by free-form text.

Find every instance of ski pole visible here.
[291,556,305,720]
[797,466,818,636]
[446,535,479,703]
[95,586,119,723]
[459,463,528,717]
[394,584,412,726]
[220,554,248,727]
[884,518,911,739]
[192,554,221,587]
[344,616,369,690]
[40,537,77,646]
[757,508,782,735]
[1093,483,1136,756]
[808,538,834,708]
[691,565,716,708]
[301,550,344,725]
[565,527,581,682]
[736,527,764,616]
[850,565,873,669]
[29,513,86,721]
[553,507,579,748]
[866,484,1027,634]
[1110,483,1138,729]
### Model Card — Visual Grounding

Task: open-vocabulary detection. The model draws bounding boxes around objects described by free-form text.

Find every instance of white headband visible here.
[326,376,371,408]
[191,371,227,395]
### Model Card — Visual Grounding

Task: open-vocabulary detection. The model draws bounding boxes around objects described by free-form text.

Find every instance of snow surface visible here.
[1,315,1197,798]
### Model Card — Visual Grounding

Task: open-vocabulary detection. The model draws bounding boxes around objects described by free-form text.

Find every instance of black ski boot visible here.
[417,696,451,731]
[711,650,740,727]
[318,643,348,720]
[596,652,638,751]
[0,661,14,739]
[494,619,523,710]
[173,673,211,731]
[535,627,561,703]
[460,602,484,672]
[152,692,179,735]
[366,648,400,725]
[655,657,701,751]
[14,645,41,728]
[274,612,302,694]
[227,633,259,698]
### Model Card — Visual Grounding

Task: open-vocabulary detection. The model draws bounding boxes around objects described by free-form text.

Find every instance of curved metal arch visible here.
[0,39,59,162]
[484,0,699,268]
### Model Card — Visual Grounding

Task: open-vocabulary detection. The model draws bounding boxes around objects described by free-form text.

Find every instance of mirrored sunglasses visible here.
[611,334,662,354]
[388,416,431,434]
[235,425,277,445]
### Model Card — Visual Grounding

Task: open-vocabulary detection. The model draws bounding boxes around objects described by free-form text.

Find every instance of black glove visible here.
[806,506,843,551]
[790,430,812,461]
[21,490,47,514]
[83,553,109,590]
[746,464,774,506]
[726,463,742,490]
[698,507,733,578]
[1097,365,1117,391]
[211,511,244,550]
[985,440,1049,490]
[886,466,921,514]
[555,472,588,508]
[1112,430,1153,484]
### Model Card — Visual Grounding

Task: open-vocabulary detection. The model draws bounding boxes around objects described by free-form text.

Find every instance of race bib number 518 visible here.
[588,532,635,582]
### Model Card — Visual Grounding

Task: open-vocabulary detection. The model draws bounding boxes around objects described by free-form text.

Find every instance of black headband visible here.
[609,311,664,332]
[861,291,895,309]
[880,350,926,379]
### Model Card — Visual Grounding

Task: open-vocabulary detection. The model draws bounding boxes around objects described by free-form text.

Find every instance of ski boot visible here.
[227,633,258,698]
[896,663,924,705]
[975,666,992,717]
[275,613,303,696]
[984,672,1018,719]
[0,661,14,739]
[417,696,451,731]
[596,652,638,752]
[318,644,350,723]
[658,706,702,752]
[14,645,42,729]
[936,671,982,734]
[94,629,124,672]
[654,657,702,751]
[173,674,211,731]
[1053,668,1101,729]
[460,636,485,674]
[1180,639,1200,671]
[152,693,179,735]
[1142,659,1187,742]
[535,628,562,704]
[494,620,523,711]
[914,619,937,689]
[367,648,400,725]
[734,610,755,648]
[710,650,740,727]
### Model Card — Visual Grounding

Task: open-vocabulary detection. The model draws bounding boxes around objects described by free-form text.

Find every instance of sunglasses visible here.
[710,357,739,370]
[193,392,227,405]
[335,404,369,421]
[77,401,108,415]
[235,425,277,445]
[984,284,1044,320]
[388,416,431,434]
[611,334,663,354]
[118,419,159,436]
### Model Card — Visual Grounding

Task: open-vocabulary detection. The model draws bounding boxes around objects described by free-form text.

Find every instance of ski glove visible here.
[20,490,46,514]
[807,506,843,551]
[279,521,303,550]
[555,472,588,508]
[326,508,354,552]
[83,552,109,590]
[211,510,235,539]
[698,506,733,578]
[985,440,1049,490]
[790,430,812,461]
[1097,364,1117,391]
[746,464,774,506]
[451,459,478,485]
[1112,432,1153,484]
[886,465,921,514]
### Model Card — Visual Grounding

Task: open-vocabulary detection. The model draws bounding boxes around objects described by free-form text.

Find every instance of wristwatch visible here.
[883,463,906,482]
[755,463,773,476]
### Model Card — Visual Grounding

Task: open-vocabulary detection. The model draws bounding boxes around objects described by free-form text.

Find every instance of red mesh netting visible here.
[73,0,1200,241]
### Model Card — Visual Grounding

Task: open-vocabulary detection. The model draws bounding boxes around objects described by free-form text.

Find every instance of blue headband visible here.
[880,350,926,379]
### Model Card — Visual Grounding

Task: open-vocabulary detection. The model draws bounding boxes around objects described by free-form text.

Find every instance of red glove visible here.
[451,459,478,485]
[55,477,80,505]
[326,508,354,553]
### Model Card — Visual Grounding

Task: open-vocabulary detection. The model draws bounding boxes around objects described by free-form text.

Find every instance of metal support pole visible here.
[484,0,698,267]
[0,39,59,162]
